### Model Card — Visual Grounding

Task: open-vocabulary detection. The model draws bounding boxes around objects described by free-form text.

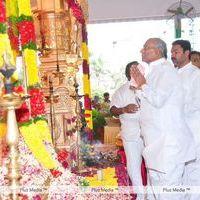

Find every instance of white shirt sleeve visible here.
[185,72,200,115]
[110,89,122,108]
[141,68,175,108]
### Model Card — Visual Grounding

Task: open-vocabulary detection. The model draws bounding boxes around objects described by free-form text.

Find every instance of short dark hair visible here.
[172,40,191,52]
[190,51,200,56]
[103,92,109,97]
[125,61,139,81]
[190,51,200,61]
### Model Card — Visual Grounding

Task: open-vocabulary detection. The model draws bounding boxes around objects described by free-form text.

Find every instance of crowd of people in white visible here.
[110,38,200,200]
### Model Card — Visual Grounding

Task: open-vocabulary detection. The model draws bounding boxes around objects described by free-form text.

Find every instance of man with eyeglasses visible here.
[131,38,196,200]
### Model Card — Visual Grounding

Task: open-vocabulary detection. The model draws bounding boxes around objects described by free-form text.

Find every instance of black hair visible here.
[190,51,200,61]
[125,61,139,81]
[103,92,109,97]
[172,40,191,52]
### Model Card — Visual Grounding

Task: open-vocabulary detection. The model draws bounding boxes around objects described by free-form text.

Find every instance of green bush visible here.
[92,109,107,132]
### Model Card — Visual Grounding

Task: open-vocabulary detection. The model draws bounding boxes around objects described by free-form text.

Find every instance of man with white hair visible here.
[131,38,196,200]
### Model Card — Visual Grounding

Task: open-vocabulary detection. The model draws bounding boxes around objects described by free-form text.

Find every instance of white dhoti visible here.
[123,137,144,200]
[146,163,185,200]
[183,154,200,200]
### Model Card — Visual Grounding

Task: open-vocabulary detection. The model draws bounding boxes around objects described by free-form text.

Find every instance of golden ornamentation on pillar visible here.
[31,0,85,153]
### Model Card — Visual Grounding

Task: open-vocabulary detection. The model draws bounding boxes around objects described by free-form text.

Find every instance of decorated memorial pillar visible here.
[31,0,92,151]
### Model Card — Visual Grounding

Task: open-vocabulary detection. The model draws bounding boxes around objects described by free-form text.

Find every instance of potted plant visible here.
[92,109,107,143]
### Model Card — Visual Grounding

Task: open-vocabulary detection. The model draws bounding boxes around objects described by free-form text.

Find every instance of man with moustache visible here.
[131,38,196,200]
[171,40,200,200]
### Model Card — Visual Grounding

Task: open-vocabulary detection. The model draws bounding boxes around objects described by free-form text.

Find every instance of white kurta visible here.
[110,81,141,141]
[140,58,196,173]
[178,63,200,200]
[111,82,144,194]
[178,63,200,152]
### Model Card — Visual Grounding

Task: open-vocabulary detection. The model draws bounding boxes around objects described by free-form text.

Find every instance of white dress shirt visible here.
[178,63,200,153]
[110,81,141,141]
[140,58,196,172]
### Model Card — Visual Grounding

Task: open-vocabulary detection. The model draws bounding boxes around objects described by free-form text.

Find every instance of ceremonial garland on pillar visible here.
[0,0,58,170]
[67,0,93,129]
[0,0,15,69]
[6,0,19,59]
[0,0,10,139]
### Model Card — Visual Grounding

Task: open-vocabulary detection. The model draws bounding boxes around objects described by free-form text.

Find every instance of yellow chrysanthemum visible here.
[35,120,52,143]
[0,34,15,67]
[84,110,93,129]
[0,123,7,138]
[83,74,91,94]
[6,0,18,17]
[17,0,31,16]
[81,42,89,62]
[24,49,40,86]
[20,123,58,169]
[0,34,8,58]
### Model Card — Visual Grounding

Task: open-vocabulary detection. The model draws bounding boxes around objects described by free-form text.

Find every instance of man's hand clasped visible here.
[123,104,139,113]
[130,66,146,89]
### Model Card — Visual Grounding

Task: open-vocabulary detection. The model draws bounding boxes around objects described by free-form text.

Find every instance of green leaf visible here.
[22,42,37,51]
[18,119,33,127]
[0,23,7,34]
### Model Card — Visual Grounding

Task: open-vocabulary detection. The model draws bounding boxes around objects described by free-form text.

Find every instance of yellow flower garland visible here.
[86,168,118,187]
[20,122,58,169]
[35,120,52,144]
[15,0,56,170]
[17,0,31,16]
[82,74,91,95]
[0,122,6,138]
[23,49,40,86]
[0,34,15,67]
[81,41,93,129]
[84,110,93,128]
[6,0,19,61]
[6,0,18,18]
[82,42,89,63]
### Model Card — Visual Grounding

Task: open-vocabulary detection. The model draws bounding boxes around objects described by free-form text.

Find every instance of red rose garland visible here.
[29,88,45,118]
[67,0,85,24]
[0,0,5,23]
[8,24,19,51]
[0,0,6,34]
[17,20,36,46]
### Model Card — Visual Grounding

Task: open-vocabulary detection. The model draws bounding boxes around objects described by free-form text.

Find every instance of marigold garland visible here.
[0,122,6,138]
[19,123,58,169]
[0,0,57,171]
[16,0,55,169]
[67,0,93,129]
[0,34,13,66]
[35,120,52,143]
[0,0,15,67]
[23,49,40,86]
[6,0,19,56]
[17,0,32,16]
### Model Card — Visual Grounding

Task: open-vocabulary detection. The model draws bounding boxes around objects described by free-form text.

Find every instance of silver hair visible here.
[151,38,167,58]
